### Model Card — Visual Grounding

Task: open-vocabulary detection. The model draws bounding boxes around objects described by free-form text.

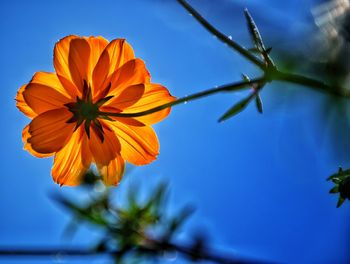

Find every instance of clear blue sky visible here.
[1,0,349,263]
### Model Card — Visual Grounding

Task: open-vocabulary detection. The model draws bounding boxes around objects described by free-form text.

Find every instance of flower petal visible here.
[52,127,91,186]
[107,120,159,165]
[107,59,150,98]
[22,125,53,158]
[103,38,134,75]
[23,83,71,115]
[103,84,145,110]
[85,36,109,96]
[54,35,90,95]
[122,83,176,125]
[28,108,75,154]
[85,36,109,74]
[89,121,121,166]
[68,38,91,92]
[31,71,73,99]
[16,84,36,118]
[97,155,125,186]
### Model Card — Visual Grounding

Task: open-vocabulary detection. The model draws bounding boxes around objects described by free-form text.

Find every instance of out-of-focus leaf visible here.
[328,166,350,207]
[337,196,345,208]
[329,186,339,194]
[169,206,195,234]
[255,94,263,113]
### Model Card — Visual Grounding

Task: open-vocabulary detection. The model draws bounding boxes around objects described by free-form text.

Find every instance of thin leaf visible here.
[329,186,339,194]
[218,93,256,122]
[255,94,263,113]
[337,196,345,208]
[244,8,265,53]
[244,9,275,66]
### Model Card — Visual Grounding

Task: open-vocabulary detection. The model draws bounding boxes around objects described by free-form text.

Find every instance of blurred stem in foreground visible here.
[0,172,271,264]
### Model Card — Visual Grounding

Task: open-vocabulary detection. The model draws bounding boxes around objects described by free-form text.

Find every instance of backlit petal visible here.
[54,35,90,95]
[103,39,134,75]
[123,83,176,125]
[52,127,90,186]
[104,84,145,110]
[107,120,159,165]
[92,39,134,99]
[31,71,73,99]
[23,83,71,115]
[107,59,150,97]
[97,155,125,186]
[68,38,90,92]
[28,108,75,154]
[16,84,36,118]
[22,125,53,158]
[85,36,109,74]
[89,121,121,166]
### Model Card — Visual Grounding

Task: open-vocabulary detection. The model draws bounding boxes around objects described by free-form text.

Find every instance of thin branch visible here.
[177,0,266,70]
[0,245,270,264]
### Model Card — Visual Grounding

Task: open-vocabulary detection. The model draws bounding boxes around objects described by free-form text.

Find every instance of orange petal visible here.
[52,127,91,186]
[93,40,137,100]
[104,84,145,110]
[23,83,71,115]
[68,38,91,92]
[22,125,53,158]
[54,35,90,95]
[16,84,36,118]
[89,121,121,166]
[102,39,134,76]
[31,71,73,99]
[97,154,125,186]
[108,59,150,97]
[122,83,176,125]
[54,35,77,86]
[28,108,75,154]
[85,36,109,75]
[107,120,159,165]
[87,36,109,97]
[92,51,110,98]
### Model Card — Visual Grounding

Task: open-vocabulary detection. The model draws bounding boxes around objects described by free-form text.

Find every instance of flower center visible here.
[65,80,113,142]
[76,99,99,120]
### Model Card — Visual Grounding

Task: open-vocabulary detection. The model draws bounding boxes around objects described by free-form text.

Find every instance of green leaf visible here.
[244,8,265,53]
[218,93,255,122]
[244,9,275,67]
[337,196,345,208]
[329,186,339,194]
[255,94,263,113]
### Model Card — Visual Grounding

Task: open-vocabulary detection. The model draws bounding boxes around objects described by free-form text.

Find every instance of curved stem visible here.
[177,0,265,70]
[98,78,263,118]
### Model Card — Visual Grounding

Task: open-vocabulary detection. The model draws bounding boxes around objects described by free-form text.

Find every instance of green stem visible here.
[177,0,265,70]
[274,70,348,98]
[99,78,263,118]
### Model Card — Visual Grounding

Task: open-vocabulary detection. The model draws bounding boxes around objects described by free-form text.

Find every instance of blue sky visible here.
[1,0,350,263]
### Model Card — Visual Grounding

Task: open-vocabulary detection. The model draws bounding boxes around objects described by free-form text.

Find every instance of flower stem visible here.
[273,70,348,98]
[98,78,263,118]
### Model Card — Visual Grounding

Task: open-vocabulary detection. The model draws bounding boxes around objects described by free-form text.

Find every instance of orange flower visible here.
[16,35,175,186]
